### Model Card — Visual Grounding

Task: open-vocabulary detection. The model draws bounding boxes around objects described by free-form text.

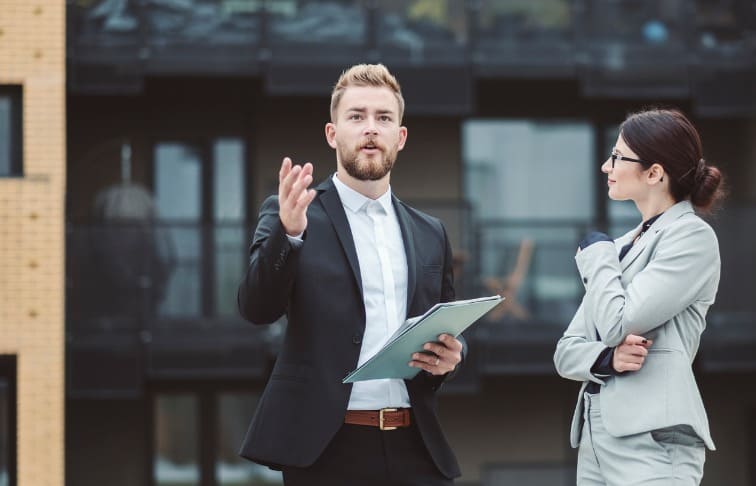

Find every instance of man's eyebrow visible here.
[344,107,395,115]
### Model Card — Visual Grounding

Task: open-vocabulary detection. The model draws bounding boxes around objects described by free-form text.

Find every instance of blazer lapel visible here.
[316,178,364,297]
[619,224,648,270]
[392,196,417,313]
[619,200,695,271]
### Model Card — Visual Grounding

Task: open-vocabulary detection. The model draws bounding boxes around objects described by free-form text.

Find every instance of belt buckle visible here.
[379,408,398,431]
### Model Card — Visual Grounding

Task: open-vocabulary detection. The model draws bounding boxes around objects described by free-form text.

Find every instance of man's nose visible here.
[363,117,378,134]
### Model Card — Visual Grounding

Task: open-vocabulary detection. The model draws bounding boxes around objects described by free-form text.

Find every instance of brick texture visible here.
[0,1,65,485]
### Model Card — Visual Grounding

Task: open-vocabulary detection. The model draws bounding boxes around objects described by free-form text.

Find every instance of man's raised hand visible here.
[278,158,316,236]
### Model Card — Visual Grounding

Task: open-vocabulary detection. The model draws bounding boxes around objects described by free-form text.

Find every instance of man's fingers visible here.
[279,157,292,185]
[412,352,438,366]
[280,164,302,201]
[295,189,317,211]
[438,334,463,352]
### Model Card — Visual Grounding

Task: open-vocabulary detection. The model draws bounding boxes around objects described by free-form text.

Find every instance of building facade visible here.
[4,0,756,485]
[0,1,66,486]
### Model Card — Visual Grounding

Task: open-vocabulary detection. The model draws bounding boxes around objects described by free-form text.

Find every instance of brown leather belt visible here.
[344,408,411,431]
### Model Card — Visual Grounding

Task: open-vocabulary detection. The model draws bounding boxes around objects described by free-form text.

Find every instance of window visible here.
[152,390,281,486]
[153,138,247,319]
[463,119,595,324]
[153,394,200,486]
[0,86,23,177]
[0,356,16,486]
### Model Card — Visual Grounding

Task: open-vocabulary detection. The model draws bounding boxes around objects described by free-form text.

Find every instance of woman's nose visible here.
[601,158,612,173]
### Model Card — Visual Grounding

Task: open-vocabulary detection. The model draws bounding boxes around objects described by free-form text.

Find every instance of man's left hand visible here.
[409,334,463,375]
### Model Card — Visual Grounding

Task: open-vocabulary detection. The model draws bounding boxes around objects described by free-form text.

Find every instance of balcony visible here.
[66,205,756,397]
[67,0,756,115]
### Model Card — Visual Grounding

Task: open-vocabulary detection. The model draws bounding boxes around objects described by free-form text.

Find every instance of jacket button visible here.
[352,334,362,345]
[583,277,588,284]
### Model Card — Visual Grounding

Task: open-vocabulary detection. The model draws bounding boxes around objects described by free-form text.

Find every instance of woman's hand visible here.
[613,334,653,373]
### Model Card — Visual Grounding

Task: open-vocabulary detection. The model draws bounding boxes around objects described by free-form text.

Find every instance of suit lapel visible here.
[619,225,649,270]
[392,196,418,313]
[619,200,695,271]
[316,178,364,297]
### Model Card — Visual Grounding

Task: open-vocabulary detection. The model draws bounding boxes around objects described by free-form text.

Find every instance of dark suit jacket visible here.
[237,177,461,478]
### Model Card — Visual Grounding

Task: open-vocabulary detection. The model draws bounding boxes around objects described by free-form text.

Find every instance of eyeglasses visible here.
[610,152,650,169]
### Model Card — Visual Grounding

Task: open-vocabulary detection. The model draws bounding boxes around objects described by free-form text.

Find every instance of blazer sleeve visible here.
[575,220,720,347]
[554,301,613,385]
[237,195,301,325]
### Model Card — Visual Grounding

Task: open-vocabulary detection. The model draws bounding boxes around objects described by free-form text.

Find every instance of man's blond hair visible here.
[330,64,404,123]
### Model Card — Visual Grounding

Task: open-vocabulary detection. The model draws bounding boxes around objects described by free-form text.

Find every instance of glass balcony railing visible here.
[68,0,756,68]
[65,202,756,383]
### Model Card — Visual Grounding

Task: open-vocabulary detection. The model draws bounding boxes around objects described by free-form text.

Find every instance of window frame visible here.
[0,85,23,178]
[0,355,17,486]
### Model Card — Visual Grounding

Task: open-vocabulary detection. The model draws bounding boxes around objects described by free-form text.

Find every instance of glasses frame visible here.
[610,152,650,169]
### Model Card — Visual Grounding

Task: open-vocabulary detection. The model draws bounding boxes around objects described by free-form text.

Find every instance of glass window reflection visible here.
[0,96,11,176]
[155,143,202,317]
[213,138,247,316]
[463,119,594,324]
[216,393,282,485]
[154,394,200,486]
[0,379,8,486]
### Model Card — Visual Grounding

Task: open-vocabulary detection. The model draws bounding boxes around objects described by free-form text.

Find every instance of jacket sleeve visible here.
[554,301,612,384]
[237,195,302,325]
[575,220,720,348]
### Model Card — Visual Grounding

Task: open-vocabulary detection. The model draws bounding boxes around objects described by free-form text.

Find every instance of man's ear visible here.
[397,126,408,151]
[325,122,337,149]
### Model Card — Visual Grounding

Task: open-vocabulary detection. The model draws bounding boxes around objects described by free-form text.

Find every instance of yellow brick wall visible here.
[0,1,66,485]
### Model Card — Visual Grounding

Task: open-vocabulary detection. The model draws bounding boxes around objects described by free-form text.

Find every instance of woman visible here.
[554,108,724,485]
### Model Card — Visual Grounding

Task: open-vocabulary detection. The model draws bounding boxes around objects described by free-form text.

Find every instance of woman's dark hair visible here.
[620,108,725,212]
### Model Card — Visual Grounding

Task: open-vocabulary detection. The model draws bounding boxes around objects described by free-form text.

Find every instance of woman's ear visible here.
[649,163,665,184]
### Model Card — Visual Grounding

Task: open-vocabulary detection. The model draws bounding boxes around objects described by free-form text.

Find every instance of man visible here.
[237,63,464,485]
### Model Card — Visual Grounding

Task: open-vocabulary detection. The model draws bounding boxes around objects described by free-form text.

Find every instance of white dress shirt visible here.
[331,174,411,410]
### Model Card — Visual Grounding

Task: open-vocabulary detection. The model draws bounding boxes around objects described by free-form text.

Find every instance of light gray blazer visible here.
[554,200,720,451]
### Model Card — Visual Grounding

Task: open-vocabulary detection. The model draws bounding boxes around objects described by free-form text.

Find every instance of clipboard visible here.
[343,295,503,383]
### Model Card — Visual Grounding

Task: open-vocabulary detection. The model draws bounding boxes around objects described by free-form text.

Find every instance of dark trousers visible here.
[282,419,454,486]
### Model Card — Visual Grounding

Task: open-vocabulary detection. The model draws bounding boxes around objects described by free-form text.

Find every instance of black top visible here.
[580,213,663,394]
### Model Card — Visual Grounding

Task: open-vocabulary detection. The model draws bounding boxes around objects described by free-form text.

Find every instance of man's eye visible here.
[379,116,391,122]
[349,114,362,120]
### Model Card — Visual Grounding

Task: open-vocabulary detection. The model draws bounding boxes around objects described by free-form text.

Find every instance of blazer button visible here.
[352,334,362,345]
[583,277,588,284]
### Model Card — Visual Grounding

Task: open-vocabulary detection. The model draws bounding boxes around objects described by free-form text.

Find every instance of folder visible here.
[342,295,503,383]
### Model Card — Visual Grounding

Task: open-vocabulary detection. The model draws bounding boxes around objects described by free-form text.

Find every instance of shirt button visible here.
[352,334,362,345]
[583,277,588,284]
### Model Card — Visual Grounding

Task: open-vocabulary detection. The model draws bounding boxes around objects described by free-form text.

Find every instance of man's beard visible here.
[339,139,398,181]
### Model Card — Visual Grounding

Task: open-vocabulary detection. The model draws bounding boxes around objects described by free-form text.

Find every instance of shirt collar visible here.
[332,173,393,214]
